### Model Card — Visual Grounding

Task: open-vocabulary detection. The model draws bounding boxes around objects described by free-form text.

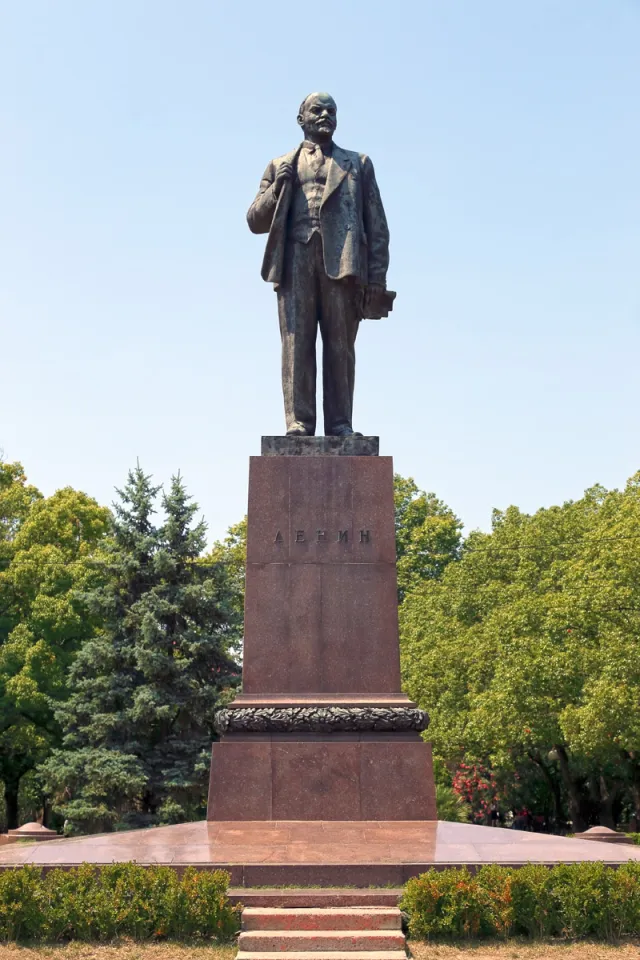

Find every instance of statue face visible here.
[298,93,337,142]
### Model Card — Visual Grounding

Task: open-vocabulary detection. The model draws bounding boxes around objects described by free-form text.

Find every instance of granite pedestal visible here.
[207,437,437,822]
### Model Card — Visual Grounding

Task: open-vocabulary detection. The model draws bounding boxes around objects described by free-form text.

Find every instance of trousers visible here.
[277,232,361,436]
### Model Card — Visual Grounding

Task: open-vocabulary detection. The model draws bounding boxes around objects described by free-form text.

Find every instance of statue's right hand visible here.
[273,161,293,196]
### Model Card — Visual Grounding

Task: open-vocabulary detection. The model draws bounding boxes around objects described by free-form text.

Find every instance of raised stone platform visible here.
[1,820,638,885]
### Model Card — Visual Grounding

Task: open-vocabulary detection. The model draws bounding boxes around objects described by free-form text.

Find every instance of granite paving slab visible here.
[1,820,638,884]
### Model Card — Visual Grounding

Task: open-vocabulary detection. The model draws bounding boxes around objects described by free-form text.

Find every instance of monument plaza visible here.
[1,92,638,891]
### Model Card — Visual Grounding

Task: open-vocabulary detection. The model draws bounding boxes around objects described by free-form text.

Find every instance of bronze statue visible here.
[247,92,394,437]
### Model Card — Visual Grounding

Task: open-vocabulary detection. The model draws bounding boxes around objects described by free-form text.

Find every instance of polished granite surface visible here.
[1,820,638,885]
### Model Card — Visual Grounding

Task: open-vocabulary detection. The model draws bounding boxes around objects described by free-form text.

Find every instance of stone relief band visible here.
[214,705,430,735]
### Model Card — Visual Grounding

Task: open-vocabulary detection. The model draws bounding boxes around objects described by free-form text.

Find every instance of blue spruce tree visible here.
[42,466,239,833]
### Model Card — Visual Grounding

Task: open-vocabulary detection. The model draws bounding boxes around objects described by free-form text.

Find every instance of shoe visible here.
[329,425,363,438]
[286,422,312,437]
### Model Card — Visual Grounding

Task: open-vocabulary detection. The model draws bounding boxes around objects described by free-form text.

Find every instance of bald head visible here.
[297,92,337,145]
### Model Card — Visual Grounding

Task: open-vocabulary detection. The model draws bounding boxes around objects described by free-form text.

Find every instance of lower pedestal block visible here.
[207,736,437,821]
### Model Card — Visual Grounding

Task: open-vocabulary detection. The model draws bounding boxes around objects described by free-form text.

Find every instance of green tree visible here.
[394,475,462,601]
[0,460,42,640]
[201,517,247,660]
[42,467,239,833]
[0,461,109,828]
[401,474,640,832]
[557,474,640,824]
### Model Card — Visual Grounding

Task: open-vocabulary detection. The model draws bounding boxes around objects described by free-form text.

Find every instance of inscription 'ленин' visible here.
[273,529,371,544]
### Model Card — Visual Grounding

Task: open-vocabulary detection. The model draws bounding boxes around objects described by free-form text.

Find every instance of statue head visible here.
[297,92,337,145]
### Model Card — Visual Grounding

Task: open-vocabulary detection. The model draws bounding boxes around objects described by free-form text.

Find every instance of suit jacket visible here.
[247,143,390,289]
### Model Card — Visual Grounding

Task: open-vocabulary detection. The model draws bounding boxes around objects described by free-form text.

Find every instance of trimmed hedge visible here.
[4,859,640,943]
[0,863,240,942]
[402,862,640,941]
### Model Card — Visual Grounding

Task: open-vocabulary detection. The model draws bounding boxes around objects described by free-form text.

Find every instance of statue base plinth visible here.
[207,732,435,821]
[207,442,437,823]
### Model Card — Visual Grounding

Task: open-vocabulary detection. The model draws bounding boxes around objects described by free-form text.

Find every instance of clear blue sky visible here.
[1,0,638,543]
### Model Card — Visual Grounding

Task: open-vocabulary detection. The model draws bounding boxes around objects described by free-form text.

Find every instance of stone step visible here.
[237,953,407,960]
[238,930,406,953]
[242,907,402,932]
[229,888,403,908]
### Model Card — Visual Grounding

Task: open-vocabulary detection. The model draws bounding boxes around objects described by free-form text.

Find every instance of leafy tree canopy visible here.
[394,475,462,601]
[0,460,110,828]
[400,472,640,831]
[199,517,246,660]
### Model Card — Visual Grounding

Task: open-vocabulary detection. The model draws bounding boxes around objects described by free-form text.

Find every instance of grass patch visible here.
[1,940,639,960]
[409,941,640,958]
[0,945,236,960]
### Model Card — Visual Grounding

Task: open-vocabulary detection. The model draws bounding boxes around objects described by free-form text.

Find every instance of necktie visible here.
[308,145,322,175]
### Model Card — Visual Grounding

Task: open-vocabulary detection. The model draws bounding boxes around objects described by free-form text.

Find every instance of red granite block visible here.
[288,457,354,563]
[207,742,272,820]
[271,742,361,820]
[238,930,406,951]
[228,890,404,907]
[208,738,436,822]
[242,454,401,697]
[242,863,406,888]
[360,741,437,821]
[243,562,323,694]
[351,456,396,563]
[243,566,400,694]
[245,456,396,568]
[246,456,290,564]
[240,906,402,931]
[319,563,400,693]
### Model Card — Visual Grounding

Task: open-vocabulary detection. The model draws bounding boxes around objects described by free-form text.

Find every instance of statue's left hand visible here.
[363,283,391,320]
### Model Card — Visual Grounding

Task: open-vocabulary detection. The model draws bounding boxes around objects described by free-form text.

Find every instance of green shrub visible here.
[0,863,240,943]
[401,867,498,939]
[434,784,471,823]
[550,862,614,939]
[0,866,43,941]
[470,865,514,938]
[609,862,640,938]
[509,863,561,938]
[402,861,640,941]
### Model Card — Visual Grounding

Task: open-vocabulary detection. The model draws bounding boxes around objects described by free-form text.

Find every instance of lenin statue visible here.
[247,92,394,438]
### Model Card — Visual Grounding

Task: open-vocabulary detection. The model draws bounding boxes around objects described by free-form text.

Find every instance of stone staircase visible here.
[237,905,407,960]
